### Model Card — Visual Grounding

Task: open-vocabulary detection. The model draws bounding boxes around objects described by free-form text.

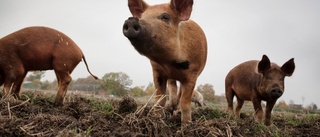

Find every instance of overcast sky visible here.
[1,0,319,107]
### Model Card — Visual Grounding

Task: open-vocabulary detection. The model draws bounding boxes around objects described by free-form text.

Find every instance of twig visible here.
[226,124,232,137]
[160,119,169,127]
[148,94,167,117]
[19,122,36,135]
[8,83,14,95]
[20,121,51,136]
[10,94,30,109]
[29,131,50,136]
[113,112,124,120]
[7,102,11,119]
[1,83,14,100]
[135,89,157,116]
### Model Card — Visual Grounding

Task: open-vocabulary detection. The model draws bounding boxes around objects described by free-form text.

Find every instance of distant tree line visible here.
[277,100,318,110]
[23,71,216,99]
[23,71,155,97]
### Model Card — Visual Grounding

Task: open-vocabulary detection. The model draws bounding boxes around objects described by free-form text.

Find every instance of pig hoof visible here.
[11,93,20,99]
[165,104,177,113]
[181,120,192,127]
[240,113,249,119]
[54,102,63,107]
[173,109,181,116]
[265,121,272,126]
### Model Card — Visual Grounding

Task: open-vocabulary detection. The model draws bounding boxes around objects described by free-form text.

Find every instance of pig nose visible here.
[123,17,141,38]
[271,87,283,98]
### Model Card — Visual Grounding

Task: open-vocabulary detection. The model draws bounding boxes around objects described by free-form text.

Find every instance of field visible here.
[0,90,319,137]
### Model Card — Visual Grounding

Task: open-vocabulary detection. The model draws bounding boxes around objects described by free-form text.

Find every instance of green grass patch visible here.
[92,101,114,114]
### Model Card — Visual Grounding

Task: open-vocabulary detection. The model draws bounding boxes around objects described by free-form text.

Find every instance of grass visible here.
[92,101,114,115]
[204,100,320,136]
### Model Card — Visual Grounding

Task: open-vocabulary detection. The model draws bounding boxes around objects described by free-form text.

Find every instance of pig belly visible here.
[233,86,253,101]
[21,55,54,71]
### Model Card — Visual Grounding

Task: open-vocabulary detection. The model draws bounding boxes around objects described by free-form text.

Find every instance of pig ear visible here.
[281,58,295,76]
[128,0,149,18]
[170,0,193,21]
[258,55,271,73]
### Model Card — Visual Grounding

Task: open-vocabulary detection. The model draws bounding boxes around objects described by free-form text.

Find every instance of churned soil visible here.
[0,90,319,137]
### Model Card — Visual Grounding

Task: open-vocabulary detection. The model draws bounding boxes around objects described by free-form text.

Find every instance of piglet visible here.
[225,55,295,125]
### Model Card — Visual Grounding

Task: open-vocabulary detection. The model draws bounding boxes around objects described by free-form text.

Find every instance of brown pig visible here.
[122,0,207,124]
[0,26,98,106]
[225,55,295,126]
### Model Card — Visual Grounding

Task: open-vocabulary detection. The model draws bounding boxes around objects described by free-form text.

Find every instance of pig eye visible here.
[159,13,170,23]
[280,77,285,81]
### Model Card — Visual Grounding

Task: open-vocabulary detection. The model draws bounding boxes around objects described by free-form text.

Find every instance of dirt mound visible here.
[1,91,320,137]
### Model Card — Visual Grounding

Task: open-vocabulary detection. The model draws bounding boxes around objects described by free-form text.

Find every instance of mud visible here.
[0,91,319,137]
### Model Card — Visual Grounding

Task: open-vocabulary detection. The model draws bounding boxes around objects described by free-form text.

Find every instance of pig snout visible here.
[270,87,283,98]
[123,17,141,38]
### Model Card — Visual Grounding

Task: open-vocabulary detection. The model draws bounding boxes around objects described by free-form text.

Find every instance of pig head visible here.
[225,55,295,126]
[0,26,98,106]
[123,0,207,124]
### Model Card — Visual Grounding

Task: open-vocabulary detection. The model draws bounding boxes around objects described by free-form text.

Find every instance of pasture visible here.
[0,90,319,137]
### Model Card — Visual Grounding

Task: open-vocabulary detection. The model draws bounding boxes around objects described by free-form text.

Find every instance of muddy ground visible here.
[0,90,319,137]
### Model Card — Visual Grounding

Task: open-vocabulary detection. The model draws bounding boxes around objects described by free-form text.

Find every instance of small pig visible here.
[177,89,205,107]
[0,26,98,106]
[192,90,205,107]
[225,55,295,126]
[174,90,205,116]
[123,0,207,124]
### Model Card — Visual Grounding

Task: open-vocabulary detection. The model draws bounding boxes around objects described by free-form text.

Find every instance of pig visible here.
[174,90,205,116]
[192,90,205,107]
[225,55,295,126]
[177,89,205,107]
[122,0,207,124]
[0,26,98,106]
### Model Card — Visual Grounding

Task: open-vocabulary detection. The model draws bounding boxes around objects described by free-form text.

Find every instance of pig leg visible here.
[265,100,276,126]
[225,87,235,115]
[11,73,27,98]
[179,82,195,123]
[235,97,244,118]
[152,72,168,113]
[252,97,263,123]
[167,79,178,111]
[173,85,183,116]
[177,87,182,103]
[54,70,72,106]
[3,65,26,98]
[3,75,26,98]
